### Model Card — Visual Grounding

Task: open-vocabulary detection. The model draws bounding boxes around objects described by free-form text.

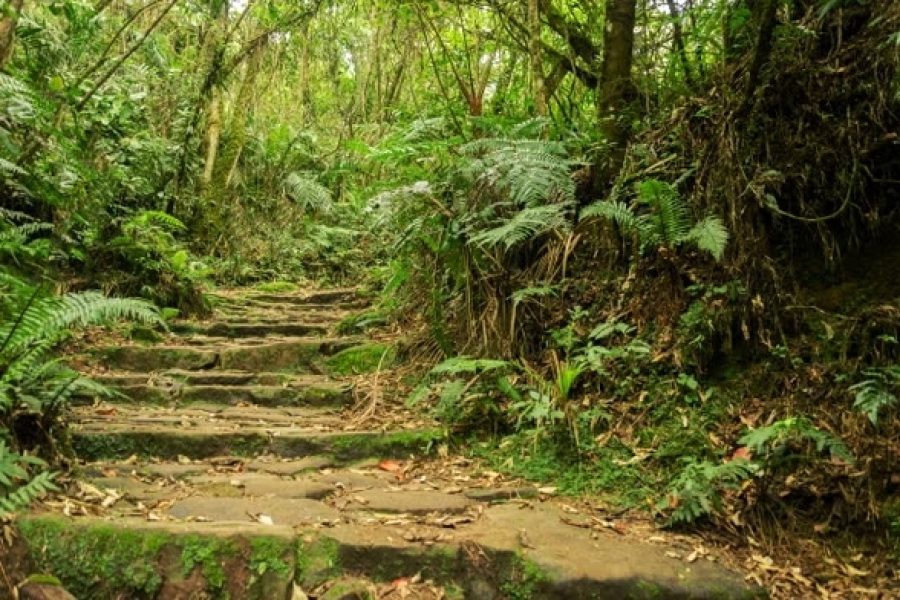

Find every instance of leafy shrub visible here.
[95,211,209,313]
[738,417,853,467]
[661,459,757,525]
[849,367,899,425]
[0,275,159,515]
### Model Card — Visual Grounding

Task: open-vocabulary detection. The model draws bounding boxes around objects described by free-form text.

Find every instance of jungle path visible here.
[14,288,759,599]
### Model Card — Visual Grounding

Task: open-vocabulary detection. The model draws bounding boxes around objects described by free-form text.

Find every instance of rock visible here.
[464,487,539,502]
[18,580,77,600]
[168,496,339,526]
[350,490,471,514]
[246,456,334,474]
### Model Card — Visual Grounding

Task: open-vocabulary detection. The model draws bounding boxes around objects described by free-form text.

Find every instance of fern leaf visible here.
[284,173,333,213]
[684,217,729,261]
[431,357,514,376]
[580,200,642,233]
[468,204,571,250]
[639,179,690,244]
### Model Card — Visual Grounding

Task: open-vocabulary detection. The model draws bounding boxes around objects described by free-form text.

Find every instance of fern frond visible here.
[459,138,576,207]
[580,200,642,232]
[639,179,690,244]
[510,285,558,305]
[431,357,514,376]
[402,117,449,143]
[0,292,160,358]
[0,470,57,517]
[662,459,757,525]
[124,210,186,233]
[739,417,854,462]
[850,367,900,425]
[284,173,333,214]
[684,217,729,261]
[468,203,571,250]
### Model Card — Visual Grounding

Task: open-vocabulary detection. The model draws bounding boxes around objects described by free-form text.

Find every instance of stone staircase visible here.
[9,288,760,599]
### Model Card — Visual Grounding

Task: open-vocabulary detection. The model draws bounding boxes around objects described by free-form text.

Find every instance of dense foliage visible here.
[0,0,898,589]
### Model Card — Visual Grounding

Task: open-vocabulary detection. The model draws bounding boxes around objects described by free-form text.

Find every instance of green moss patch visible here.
[16,517,297,600]
[325,343,395,375]
[255,281,299,293]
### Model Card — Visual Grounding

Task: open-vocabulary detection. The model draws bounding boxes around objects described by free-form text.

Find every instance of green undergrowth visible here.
[336,309,390,334]
[469,434,657,507]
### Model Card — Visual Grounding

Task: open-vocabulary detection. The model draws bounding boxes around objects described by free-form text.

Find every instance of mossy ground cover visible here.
[325,343,395,375]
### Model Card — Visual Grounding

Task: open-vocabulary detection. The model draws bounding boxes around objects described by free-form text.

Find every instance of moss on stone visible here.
[16,517,297,600]
[255,281,298,293]
[324,343,395,376]
[72,431,269,460]
[326,429,442,461]
[499,553,553,600]
[18,516,171,598]
[295,534,341,589]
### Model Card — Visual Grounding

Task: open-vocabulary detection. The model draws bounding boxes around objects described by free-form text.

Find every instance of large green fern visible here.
[581,178,730,261]
[0,278,159,515]
[0,282,161,456]
[460,138,576,208]
[0,440,57,518]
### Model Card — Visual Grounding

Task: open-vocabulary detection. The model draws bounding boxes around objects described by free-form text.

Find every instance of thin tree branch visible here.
[76,0,181,111]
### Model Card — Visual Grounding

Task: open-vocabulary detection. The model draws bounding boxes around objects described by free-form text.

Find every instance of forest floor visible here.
[2,286,769,600]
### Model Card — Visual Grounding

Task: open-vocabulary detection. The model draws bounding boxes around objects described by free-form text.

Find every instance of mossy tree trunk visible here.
[592,0,637,197]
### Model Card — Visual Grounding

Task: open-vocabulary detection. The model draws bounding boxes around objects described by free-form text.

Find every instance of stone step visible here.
[212,287,366,307]
[93,370,333,387]
[215,302,357,317]
[14,507,758,599]
[71,421,440,462]
[81,458,540,506]
[73,404,341,430]
[93,337,363,372]
[245,288,363,305]
[169,321,331,338]
[77,380,351,407]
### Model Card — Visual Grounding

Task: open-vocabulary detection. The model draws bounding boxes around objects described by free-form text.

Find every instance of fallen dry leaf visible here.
[378,459,404,472]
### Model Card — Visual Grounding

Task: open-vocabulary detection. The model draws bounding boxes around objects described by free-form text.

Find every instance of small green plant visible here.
[739,417,853,468]
[409,357,518,430]
[0,440,57,517]
[849,367,899,425]
[100,210,209,312]
[661,459,757,525]
[581,178,729,260]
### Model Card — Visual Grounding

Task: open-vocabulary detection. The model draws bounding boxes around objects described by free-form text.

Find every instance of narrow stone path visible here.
[14,288,760,599]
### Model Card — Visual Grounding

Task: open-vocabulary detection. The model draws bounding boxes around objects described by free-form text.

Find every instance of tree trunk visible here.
[201,92,222,187]
[297,21,312,123]
[737,0,778,118]
[0,0,24,70]
[592,0,637,197]
[528,0,547,116]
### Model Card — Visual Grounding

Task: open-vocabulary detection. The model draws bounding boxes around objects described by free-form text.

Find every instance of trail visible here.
[14,288,758,599]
